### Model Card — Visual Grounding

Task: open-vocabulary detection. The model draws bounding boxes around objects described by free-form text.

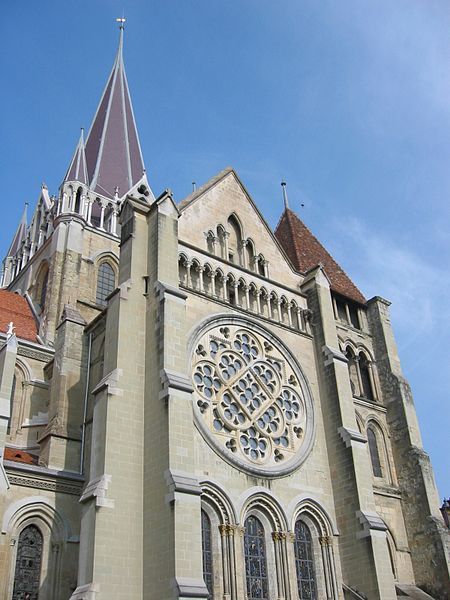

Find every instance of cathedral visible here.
[0,25,449,600]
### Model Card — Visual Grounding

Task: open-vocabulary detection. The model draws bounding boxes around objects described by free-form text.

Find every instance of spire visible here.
[63,128,88,185]
[84,22,145,199]
[281,181,289,209]
[7,203,28,257]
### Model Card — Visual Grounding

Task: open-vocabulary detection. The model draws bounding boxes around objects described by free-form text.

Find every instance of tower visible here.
[0,23,448,600]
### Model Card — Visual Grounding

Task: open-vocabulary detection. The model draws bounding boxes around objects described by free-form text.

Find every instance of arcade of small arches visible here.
[205,214,270,278]
[1,185,120,288]
[200,484,339,600]
[340,340,381,403]
[58,184,119,235]
[179,254,310,334]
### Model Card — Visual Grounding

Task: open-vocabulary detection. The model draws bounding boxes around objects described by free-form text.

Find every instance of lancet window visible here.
[367,427,383,478]
[244,516,269,600]
[294,520,317,600]
[12,525,43,600]
[96,262,116,306]
[201,510,214,599]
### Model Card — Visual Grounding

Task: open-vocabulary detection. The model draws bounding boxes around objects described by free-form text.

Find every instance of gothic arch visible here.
[3,497,71,600]
[239,489,288,532]
[365,417,394,484]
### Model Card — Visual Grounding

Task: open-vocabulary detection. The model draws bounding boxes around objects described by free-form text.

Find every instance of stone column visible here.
[240,240,248,269]
[197,265,205,294]
[210,270,217,297]
[39,306,87,472]
[86,201,93,225]
[272,532,286,600]
[0,330,17,493]
[99,204,105,229]
[243,285,250,310]
[255,290,261,314]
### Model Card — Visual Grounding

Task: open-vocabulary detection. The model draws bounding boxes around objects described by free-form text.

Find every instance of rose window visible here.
[191,320,314,476]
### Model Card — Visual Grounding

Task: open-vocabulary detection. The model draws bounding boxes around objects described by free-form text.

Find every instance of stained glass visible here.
[294,521,317,600]
[12,524,43,600]
[244,516,269,600]
[201,510,214,599]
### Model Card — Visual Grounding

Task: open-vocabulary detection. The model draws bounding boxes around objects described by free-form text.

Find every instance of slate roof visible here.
[275,208,366,305]
[0,290,39,343]
[6,204,27,258]
[84,26,145,199]
[63,128,89,185]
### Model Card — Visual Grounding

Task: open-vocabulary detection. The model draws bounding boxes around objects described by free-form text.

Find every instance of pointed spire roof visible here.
[84,25,145,199]
[63,128,88,185]
[275,208,366,304]
[7,204,28,257]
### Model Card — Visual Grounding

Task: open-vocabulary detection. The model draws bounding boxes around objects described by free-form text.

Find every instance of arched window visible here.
[227,214,242,264]
[244,516,269,600]
[75,187,82,214]
[359,353,373,400]
[96,262,116,306]
[367,427,383,477]
[246,239,255,270]
[294,520,317,600]
[201,510,214,599]
[12,524,43,600]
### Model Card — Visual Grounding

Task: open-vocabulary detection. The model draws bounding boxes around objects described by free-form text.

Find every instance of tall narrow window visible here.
[12,524,43,600]
[201,510,213,599]
[294,520,317,600]
[359,353,373,400]
[367,427,383,477]
[96,263,115,306]
[39,268,49,310]
[244,516,269,600]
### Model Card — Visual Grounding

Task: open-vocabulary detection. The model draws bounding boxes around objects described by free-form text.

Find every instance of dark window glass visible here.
[359,354,373,400]
[294,521,317,600]
[201,510,213,599]
[348,304,360,329]
[336,297,347,322]
[12,524,43,600]
[244,516,269,600]
[96,263,115,306]
[368,428,383,477]
[40,269,49,309]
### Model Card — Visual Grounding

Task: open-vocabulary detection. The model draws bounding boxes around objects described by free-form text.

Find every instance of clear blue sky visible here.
[1,2,449,497]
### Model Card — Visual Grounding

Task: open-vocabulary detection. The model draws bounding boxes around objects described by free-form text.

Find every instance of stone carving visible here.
[191,320,314,476]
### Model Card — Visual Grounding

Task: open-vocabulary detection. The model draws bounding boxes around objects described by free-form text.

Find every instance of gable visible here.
[178,169,299,287]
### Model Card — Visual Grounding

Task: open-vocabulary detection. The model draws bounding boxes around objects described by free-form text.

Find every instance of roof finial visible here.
[192,181,197,192]
[116,16,126,30]
[281,181,289,210]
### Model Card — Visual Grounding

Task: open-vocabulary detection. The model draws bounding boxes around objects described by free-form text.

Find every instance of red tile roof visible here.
[4,447,38,465]
[275,209,366,305]
[0,290,39,343]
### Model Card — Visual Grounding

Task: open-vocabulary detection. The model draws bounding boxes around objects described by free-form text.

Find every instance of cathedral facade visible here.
[0,27,449,600]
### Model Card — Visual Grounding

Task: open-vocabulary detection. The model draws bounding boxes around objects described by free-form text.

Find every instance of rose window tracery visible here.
[191,321,314,475]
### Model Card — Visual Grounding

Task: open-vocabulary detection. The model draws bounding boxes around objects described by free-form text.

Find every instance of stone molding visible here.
[69,582,100,600]
[356,510,387,538]
[322,345,348,366]
[160,368,194,395]
[79,474,114,508]
[171,577,210,599]
[91,368,123,397]
[338,426,367,448]
[165,469,202,504]
[4,461,84,496]
[155,280,188,302]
